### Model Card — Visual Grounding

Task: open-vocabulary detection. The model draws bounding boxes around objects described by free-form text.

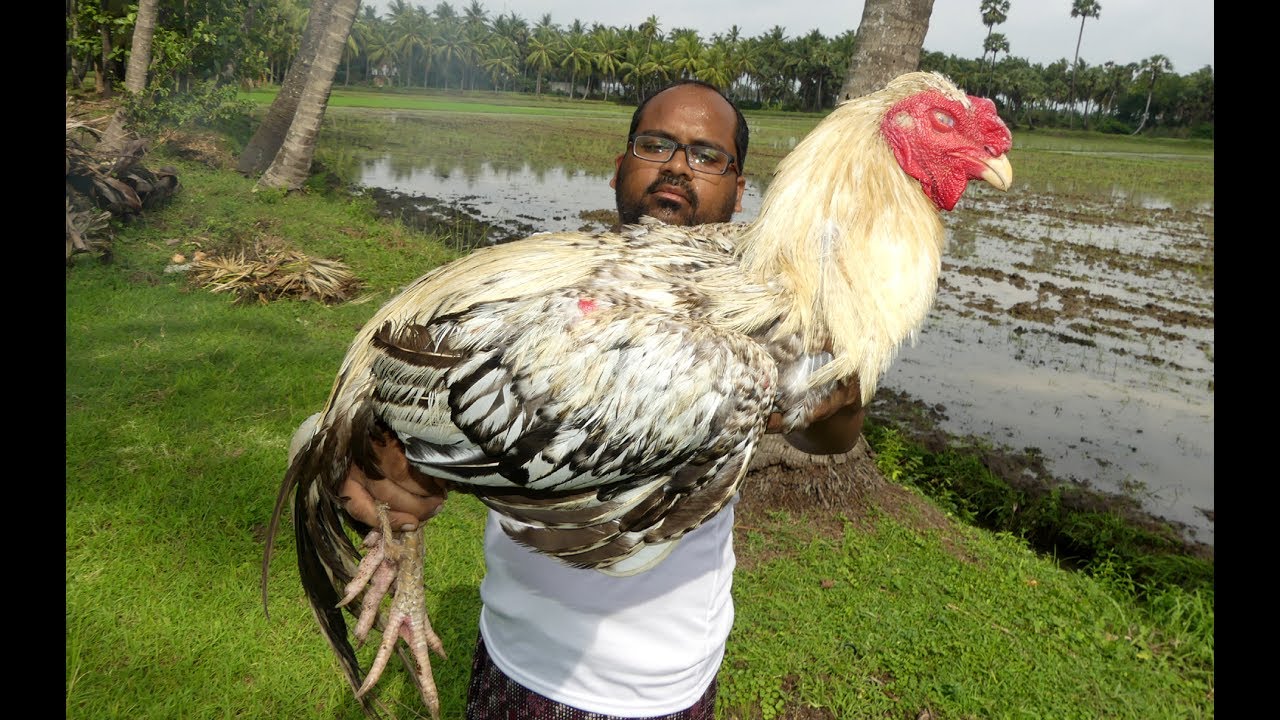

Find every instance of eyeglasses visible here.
[628,134,738,176]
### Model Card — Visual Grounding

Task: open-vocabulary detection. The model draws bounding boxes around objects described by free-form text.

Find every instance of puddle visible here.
[352,155,1214,548]
[357,155,766,238]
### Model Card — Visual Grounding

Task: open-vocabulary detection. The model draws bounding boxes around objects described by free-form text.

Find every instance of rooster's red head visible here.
[881,87,1013,211]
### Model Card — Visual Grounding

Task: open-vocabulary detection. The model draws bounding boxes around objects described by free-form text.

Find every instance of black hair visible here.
[627,79,749,173]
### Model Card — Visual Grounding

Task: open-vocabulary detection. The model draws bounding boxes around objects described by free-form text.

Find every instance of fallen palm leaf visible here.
[189,245,359,305]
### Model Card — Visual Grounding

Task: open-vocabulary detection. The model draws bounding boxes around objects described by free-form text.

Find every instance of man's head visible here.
[611,80,749,227]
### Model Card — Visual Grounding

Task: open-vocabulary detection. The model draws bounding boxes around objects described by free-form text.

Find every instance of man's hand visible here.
[340,432,448,532]
[767,377,867,455]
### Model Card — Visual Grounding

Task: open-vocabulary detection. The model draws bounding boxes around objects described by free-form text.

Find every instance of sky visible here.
[363,0,1214,75]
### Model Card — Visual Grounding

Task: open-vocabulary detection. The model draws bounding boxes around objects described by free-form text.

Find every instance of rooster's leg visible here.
[343,504,447,720]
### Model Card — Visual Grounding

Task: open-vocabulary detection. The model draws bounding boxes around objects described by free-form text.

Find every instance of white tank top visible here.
[477,495,739,715]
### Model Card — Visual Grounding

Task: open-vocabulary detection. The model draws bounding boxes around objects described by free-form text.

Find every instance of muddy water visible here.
[353,156,1215,548]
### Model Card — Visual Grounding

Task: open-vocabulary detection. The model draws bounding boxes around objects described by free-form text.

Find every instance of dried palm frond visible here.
[66,195,113,261]
[189,245,360,305]
[66,99,180,264]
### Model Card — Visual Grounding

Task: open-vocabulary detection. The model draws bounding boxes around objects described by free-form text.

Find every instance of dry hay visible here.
[187,242,360,305]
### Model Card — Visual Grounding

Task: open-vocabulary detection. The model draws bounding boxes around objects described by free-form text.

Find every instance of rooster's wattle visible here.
[262,71,1013,718]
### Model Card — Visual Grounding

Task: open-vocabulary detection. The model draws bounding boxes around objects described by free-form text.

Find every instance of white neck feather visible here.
[736,99,947,403]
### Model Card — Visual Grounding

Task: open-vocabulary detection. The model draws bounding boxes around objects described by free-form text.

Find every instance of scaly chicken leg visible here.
[338,503,446,720]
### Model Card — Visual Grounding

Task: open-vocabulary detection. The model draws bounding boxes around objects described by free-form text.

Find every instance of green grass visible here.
[724,510,1212,719]
[67,96,1213,719]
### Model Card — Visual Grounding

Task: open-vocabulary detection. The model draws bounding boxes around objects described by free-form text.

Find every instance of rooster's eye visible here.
[931,110,956,131]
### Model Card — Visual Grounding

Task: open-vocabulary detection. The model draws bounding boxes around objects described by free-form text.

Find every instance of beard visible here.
[615,171,737,227]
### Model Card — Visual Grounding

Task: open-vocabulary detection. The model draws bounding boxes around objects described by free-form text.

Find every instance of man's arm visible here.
[782,401,866,454]
[766,378,866,455]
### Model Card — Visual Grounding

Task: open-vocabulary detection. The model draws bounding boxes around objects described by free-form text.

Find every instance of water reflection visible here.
[359,156,765,236]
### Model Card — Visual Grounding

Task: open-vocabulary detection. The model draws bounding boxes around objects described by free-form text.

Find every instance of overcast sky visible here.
[364,0,1214,75]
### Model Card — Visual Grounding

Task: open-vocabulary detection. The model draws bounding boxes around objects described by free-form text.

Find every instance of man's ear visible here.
[734,172,746,213]
[609,153,624,189]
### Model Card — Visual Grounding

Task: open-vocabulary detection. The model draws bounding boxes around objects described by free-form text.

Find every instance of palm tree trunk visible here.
[258,0,360,191]
[838,0,936,99]
[68,0,89,88]
[237,0,339,176]
[1068,18,1085,129]
[97,0,159,155]
[97,0,113,98]
[1132,88,1155,135]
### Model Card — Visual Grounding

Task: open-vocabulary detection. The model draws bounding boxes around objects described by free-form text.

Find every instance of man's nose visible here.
[660,147,694,177]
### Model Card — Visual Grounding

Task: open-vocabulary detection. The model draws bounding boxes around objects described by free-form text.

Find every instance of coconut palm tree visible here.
[560,28,593,98]
[1096,65,1126,124]
[258,0,359,191]
[364,21,400,86]
[697,42,733,91]
[480,35,519,92]
[237,0,338,175]
[389,2,432,87]
[525,31,558,97]
[460,0,489,90]
[592,26,625,100]
[668,29,704,81]
[754,26,788,106]
[730,37,761,101]
[491,11,530,87]
[638,15,661,59]
[342,8,377,85]
[97,0,159,155]
[839,0,935,100]
[433,4,468,90]
[1002,60,1044,127]
[1131,54,1172,134]
[1068,0,1101,127]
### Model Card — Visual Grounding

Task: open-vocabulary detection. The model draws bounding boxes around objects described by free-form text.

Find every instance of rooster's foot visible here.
[338,504,446,720]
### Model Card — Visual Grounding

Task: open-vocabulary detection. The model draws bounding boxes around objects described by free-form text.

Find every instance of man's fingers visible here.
[367,477,446,526]
[340,468,445,531]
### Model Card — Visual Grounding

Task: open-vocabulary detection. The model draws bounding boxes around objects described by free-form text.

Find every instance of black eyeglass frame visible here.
[627,134,740,176]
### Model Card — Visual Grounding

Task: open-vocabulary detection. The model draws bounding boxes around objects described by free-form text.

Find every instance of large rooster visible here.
[262,71,1012,718]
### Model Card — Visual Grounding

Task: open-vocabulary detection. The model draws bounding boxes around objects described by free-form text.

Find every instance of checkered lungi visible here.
[465,633,719,720]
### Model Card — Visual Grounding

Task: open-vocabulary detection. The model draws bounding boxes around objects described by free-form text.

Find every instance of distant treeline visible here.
[66,0,1212,138]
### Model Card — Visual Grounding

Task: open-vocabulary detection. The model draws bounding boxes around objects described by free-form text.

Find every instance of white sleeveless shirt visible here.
[477,495,739,715]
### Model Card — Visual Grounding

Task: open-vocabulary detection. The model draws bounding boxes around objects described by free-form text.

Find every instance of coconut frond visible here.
[66,195,113,261]
[188,245,360,305]
[66,99,180,266]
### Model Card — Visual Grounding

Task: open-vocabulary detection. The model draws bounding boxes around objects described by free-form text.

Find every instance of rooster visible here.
[262,71,1012,718]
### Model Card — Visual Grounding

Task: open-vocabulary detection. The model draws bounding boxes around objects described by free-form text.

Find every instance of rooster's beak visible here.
[980,154,1013,191]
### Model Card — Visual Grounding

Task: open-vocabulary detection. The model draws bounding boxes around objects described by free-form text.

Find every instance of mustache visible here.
[646,174,698,208]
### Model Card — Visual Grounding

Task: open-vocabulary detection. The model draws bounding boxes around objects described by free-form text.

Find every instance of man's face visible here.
[611,84,746,228]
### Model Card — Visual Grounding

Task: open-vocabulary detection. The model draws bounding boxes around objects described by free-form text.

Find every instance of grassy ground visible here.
[66,89,1213,719]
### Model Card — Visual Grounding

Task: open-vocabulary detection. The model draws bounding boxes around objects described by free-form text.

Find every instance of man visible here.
[334,80,863,718]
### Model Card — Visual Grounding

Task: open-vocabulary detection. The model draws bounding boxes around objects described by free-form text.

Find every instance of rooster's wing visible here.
[369,285,778,570]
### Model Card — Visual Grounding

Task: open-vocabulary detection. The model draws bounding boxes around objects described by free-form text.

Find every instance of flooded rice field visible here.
[351,154,1215,550]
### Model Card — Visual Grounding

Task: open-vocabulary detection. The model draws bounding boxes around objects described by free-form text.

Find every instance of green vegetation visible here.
[68,0,1211,145]
[66,95,1212,717]
[863,422,1214,598]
